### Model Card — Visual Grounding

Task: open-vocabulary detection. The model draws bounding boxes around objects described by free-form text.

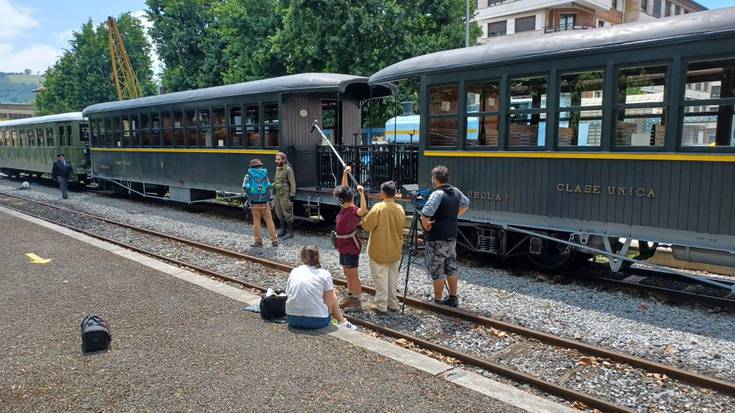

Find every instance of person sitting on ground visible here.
[285,246,352,330]
[361,181,406,313]
[333,166,368,312]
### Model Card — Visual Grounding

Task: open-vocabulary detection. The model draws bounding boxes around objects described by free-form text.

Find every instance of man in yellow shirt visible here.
[361,181,406,312]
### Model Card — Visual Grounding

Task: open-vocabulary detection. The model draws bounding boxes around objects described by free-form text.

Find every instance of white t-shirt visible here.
[285,265,334,318]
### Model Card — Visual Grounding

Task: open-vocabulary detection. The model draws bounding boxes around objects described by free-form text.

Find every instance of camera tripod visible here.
[399,211,424,313]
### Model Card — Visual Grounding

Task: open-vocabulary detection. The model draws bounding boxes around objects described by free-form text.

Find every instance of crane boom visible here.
[107,17,142,100]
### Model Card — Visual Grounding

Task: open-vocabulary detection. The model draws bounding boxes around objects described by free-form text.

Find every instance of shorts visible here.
[339,253,359,269]
[287,315,331,330]
[425,239,458,281]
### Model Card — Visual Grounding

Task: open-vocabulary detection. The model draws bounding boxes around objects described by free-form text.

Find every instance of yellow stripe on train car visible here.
[423,151,735,163]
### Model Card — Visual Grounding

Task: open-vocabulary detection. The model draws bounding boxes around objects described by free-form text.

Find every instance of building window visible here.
[558,70,604,147]
[598,20,605,28]
[428,84,459,147]
[641,0,648,12]
[653,0,662,17]
[515,16,535,33]
[615,65,667,147]
[612,0,618,9]
[675,5,681,14]
[487,21,507,37]
[264,103,279,147]
[682,58,735,148]
[509,76,547,147]
[665,1,672,16]
[466,81,500,147]
[559,14,576,31]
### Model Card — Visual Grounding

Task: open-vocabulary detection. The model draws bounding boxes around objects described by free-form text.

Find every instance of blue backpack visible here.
[244,168,272,203]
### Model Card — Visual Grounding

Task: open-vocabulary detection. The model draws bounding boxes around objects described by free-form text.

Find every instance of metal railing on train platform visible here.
[316,144,419,192]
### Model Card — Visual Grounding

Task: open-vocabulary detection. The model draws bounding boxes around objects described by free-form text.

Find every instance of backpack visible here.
[244,168,272,203]
[260,289,288,321]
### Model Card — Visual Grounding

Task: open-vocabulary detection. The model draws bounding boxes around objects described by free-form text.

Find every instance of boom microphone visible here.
[310,118,318,133]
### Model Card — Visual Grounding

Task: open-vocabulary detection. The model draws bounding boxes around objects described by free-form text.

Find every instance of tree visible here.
[146,0,228,92]
[34,14,155,115]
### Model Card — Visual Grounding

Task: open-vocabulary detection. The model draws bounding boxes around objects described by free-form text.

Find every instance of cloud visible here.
[0,0,38,40]
[54,29,75,46]
[0,42,62,73]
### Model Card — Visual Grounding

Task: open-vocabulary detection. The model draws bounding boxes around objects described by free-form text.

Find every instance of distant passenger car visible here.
[0,112,90,183]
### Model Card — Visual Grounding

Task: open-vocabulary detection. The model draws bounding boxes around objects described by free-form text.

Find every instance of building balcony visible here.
[475,0,617,20]
[543,23,596,32]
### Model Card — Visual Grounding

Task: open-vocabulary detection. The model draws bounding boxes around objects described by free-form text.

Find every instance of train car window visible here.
[79,124,89,144]
[122,116,131,147]
[173,110,185,147]
[36,129,45,146]
[161,111,173,146]
[264,102,279,147]
[213,107,227,147]
[58,126,66,147]
[12,129,18,146]
[428,84,459,147]
[126,115,138,146]
[141,113,151,146]
[321,100,342,145]
[198,108,213,147]
[0,130,4,146]
[184,109,198,147]
[229,105,243,147]
[615,65,667,147]
[558,70,604,147]
[509,76,547,147]
[151,112,162,146]
[466,81,500,147]
[245,105,260,147]
[681,58,735,148]
[46,127,54,146]
[66,125,73,147]
[112,118,122,147]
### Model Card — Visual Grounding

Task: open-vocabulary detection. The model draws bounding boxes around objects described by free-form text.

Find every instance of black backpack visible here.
[260,290,288,321]
[80,314,111,353]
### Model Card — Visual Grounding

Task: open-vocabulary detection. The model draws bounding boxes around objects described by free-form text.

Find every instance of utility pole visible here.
[465,0,470,47]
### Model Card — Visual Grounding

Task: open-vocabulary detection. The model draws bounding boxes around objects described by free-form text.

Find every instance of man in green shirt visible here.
[273,152,296,240]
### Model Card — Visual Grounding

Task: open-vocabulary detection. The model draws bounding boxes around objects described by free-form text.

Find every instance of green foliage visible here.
[0,73,41,104]
[34,14,155,115]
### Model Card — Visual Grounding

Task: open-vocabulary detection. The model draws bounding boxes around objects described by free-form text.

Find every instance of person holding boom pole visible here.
[333,166,367,311]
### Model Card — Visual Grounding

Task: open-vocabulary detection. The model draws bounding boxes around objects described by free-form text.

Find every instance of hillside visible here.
[0,72,42,104]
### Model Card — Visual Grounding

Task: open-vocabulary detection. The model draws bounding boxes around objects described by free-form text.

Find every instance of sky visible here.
[0,0,734,75]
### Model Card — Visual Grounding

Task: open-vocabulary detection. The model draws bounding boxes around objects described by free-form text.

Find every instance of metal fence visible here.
[316,144,419,192]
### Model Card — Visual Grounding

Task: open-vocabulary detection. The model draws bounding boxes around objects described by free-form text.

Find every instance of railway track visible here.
[2,191,734,412]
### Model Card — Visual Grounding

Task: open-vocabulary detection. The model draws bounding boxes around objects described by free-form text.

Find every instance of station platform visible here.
[0,208,573,412]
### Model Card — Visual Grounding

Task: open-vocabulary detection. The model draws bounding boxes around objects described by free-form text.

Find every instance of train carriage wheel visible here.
[526,232,578,270]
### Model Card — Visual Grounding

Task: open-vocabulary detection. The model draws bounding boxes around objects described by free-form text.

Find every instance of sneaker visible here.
[437,295,459,307]
[369,303,388,313]
[251,241,263,247]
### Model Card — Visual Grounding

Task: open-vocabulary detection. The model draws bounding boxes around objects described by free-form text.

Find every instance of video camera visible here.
[406,187,433,210]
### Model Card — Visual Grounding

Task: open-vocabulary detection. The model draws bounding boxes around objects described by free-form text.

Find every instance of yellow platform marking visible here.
[25,253,52,264]
[91,148,279,155]
[423,151,735,163]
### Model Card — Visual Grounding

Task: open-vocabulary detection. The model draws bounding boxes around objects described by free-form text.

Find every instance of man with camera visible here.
[420,166,470,307]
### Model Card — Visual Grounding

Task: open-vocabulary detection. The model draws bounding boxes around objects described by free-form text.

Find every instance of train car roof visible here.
[0,112,85,128]
[369,7,735,84]
[83,73,395,116]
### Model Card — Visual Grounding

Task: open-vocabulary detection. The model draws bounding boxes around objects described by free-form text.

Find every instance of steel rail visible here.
[1,191,734,397]
[0,200,634,413]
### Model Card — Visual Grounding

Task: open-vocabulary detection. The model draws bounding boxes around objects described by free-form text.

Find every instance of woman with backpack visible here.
[286,246,354,330]
[333,166,367,312]
[242,158,278,247]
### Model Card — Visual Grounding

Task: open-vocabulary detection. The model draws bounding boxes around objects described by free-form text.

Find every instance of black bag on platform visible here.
[80,314,111,353]
[260,289,288,321]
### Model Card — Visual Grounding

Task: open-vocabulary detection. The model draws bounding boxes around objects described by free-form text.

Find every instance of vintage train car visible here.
[369,7,735,269]
[82,73,393,205]
[0,112,90,183]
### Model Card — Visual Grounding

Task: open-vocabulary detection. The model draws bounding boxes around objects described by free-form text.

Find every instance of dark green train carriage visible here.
[0,112,90,183]
[369,7,735,269]
[83,73,393,203]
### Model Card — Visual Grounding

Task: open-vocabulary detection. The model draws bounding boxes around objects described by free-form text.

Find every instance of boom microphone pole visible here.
[312,118,359,188]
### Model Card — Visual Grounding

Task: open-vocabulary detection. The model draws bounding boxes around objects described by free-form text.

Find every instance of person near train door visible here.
[273,152,296,240]
[361,181,405,312]
[243,158,278,247]
[51,154,72,199]
[333,166,368,312]
[420,165,470,307]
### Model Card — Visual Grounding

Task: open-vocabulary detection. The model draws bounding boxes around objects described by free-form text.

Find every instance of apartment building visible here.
[475,0,706,43]
[0,104,33,121]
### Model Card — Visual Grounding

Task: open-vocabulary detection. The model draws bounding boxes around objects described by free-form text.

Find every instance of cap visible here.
[249,158,263,167]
